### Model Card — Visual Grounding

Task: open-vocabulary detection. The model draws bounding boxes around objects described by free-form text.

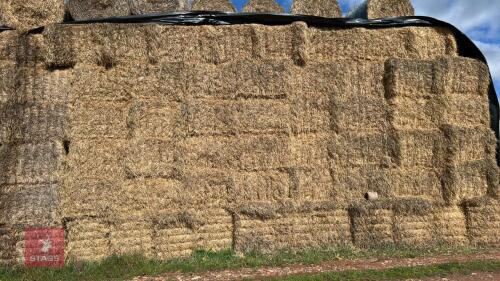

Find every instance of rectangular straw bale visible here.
[393,212,433,245]
[109,220,153,257]
[0,226,22,265]
[442,95,490,128]
[0,0,65,32]
[308,27,457,62]
[290,91,331,134]
[331,168,391,203]
[154,25,254,64]
[441,57,490,96]
[153,208,232,259]
[385,59,437,99]
[328,132,394,168]
[129,0,189,15]
[185,99,290,136]
[290,133,330,168]
[58,179,116,218]
[388,169,442,199]
[128,100,186,139]
[64,139,126,181]
[388,97,442,130]
[393,129,444,168]
[442,159,498,204]
[0,142,64,185]
[0,31,16,62]
[251,24,296,61]
[120,179,185,218]
[291,0,342,18]
[464,198,500,246]
[43,24,158,68]
[231,171,290,202]
[65,218,110,262]
[181,135,291,171]
[432,206,468,245]
[443,125,497,165]
[185,60,293,100]
[14,34,48,67]
[0,184,59,226]
[70,65,151,102]
[69,100,129,139]
[180,168,233,207]
[234,206,350,253]
[349,204,394,247]
[124,139,179,180]
[14,67,71,105]
[0,61,15,104]
[331,95,389,133]
[289,167,334,201]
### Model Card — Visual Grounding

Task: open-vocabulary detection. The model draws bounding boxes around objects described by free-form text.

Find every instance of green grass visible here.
[266,260,500,281]
[0,245,497,281]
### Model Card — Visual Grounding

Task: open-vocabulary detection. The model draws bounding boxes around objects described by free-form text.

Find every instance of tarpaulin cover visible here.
[5,11,500,163]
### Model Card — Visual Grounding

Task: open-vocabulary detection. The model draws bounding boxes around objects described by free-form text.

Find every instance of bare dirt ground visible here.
[131,252,500,281]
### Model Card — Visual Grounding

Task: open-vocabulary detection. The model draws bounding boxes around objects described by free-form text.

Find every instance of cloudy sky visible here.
[232,0,499,94]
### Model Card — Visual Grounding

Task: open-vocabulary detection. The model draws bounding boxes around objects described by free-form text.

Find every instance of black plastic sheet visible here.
[6,11,500,163]
[0,25,12,33]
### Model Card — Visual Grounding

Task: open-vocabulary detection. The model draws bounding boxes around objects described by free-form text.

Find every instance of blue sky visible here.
[232,0,499,95]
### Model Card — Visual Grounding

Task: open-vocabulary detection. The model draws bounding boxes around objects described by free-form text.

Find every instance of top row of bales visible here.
[0,0,414,31]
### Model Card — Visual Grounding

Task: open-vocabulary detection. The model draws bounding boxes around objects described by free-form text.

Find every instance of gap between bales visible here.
[0,245,497,281]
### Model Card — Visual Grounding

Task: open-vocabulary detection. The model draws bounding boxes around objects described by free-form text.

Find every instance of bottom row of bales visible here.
[2,198,498,263]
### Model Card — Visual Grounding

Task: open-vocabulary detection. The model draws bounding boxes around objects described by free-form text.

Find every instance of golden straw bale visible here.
[242,0,283,13]
[129,0,188,15]
[432,206,468,245]
[388,97,442,130]
[128,100,186,139]
[331,95,389,133]
[67,0,130,21]
[0,61,15,104]
[385,59,437,99]
[289,167,334,201]
[349,202,394,247]
[388,169,442,200]
[185,99,290,136]
[290,91,331,134]
[0,31,16,62]
[393,129,444,168]
[14,34,48,67]
[185,61,293,100]
[234,203,350,253]
[442,159,499,204]
[180,168,233,207]
[119,178,185,218]
[348,0,414,19]
[329,132,394,168]
[332,168,391,203]
[231,171,290,202]
[441,57,490,96]
[43,24,158,68]
[0,184,59,225]
[443,125,497,165]
[290,133,330,168]
[58,179,116,218]
[0,0,65,31]
[124,139,179,179]
[69,100,129,139]
[0,225,22,265]
[0,142,64,185]
[13,67,71,105]
[291,0,342,18]
[63,139,126,181]
[109,219,153,257]
[309,27,457,62]
[181,135,291,171]
[391,198,433,245]
[154,208,232,260]
[464,198,500,246]
[65,218,110,262]
[442,95,489,128]
[191,0,236,12]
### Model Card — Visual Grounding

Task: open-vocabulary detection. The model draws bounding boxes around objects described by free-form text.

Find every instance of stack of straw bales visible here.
[1,0,499,264]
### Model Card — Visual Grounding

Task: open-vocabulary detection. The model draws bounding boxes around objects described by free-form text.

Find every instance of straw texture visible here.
[1,21,498,264]
[348,0,414,19]
[67,0,130,21]
[291,0,342,18]
[128,0,188,15]
[242,0,283,13]
[0,0,65,31]
[191,0,236,12]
